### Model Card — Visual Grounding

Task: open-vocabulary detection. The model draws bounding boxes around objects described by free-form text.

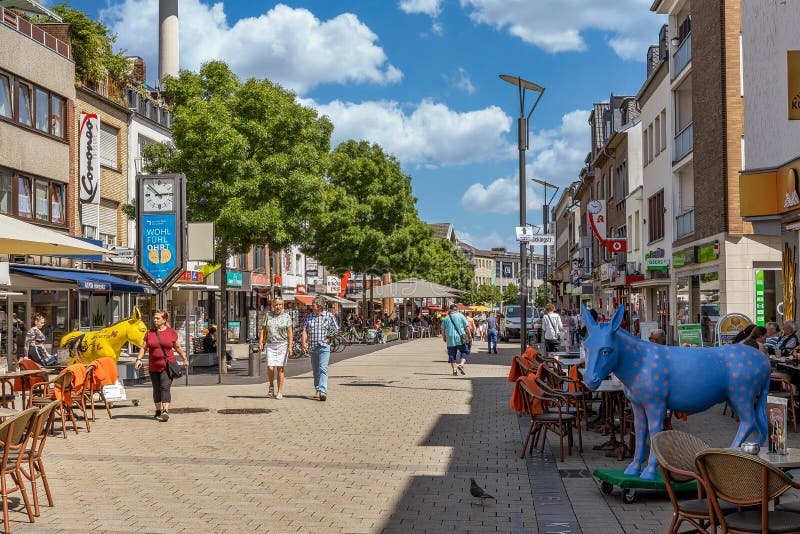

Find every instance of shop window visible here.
[50,96,63,137]
[34,87,48,132]
[50,183,64,224]
[0,171,10,214]
[17,176,31,218]
[34,180,48,222]
[0,74,10,118]
[16,82,31,126]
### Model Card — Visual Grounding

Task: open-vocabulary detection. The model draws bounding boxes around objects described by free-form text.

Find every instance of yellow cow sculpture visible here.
[60,307,148,364]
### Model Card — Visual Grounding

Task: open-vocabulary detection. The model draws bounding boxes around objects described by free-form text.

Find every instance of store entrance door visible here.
[8,297,27,365]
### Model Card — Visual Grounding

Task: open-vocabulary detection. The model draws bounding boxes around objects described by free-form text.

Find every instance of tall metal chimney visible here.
[158,0,179,84]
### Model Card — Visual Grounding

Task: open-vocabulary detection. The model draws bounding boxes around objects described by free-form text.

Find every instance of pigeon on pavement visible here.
[469,478,495,508]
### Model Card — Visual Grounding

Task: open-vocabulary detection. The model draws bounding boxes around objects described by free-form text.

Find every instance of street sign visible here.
[515,226,534,242]
[529,234,555,245]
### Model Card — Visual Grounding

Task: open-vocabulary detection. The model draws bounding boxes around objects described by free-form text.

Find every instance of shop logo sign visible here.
[79,113,100,204]
[785,169,800,208]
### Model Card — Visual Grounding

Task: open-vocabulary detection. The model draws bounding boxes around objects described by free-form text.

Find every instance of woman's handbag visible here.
[154,330,183,379]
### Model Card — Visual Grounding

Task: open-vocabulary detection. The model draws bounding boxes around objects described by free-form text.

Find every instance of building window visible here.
[16,82,31,126]
[253,245,266,271]
[99,123,119,168]
[50,182,64,224]
[648,189,665,242]
[17,176,32,218]
[643,129,649,166]
[34,87,49,132]
[82,225,96,239]
[0,74,10,118]
[0,171,10,214]
[660,110,667,151]
[34,180,49,221]
[50,95,63,137]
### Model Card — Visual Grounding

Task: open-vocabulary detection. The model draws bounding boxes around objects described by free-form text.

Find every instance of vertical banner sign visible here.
[79,113,100,204]
[587,200,607,245]
[140,214,177,284]
[788,51,800,120]
[755,269,766,326]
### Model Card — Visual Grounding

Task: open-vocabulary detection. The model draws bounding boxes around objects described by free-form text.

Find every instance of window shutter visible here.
[81,201,118,236]
[99,123,118,168]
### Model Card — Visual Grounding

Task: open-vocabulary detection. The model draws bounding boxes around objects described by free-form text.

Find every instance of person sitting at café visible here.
[764,321,781,354]
[203,325,233,370]
[648,329,666,345]
[771,321,799,356]
[731,324,756,345]
[740,326,767,353]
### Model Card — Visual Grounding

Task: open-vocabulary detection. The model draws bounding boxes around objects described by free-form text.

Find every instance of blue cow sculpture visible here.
[580,304,770,480]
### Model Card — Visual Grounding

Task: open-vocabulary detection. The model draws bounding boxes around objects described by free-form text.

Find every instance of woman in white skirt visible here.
[258,298,293,399]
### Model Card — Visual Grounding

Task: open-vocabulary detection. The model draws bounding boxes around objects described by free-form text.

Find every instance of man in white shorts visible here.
[259,298,293,399]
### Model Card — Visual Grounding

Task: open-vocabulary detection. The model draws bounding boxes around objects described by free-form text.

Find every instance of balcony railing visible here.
[126,88,173,129]
[674,122,693,161]
[1,7,71,60]
[673,32,691,78]
[676,209,695,238]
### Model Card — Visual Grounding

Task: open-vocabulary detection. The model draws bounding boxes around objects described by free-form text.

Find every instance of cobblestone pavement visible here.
[11,338,800,533]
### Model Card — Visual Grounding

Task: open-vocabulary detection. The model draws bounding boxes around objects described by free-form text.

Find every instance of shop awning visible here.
[11,267,155,294]
[295,295,313,305]
[0,214,111,256]
[322,295,357,308]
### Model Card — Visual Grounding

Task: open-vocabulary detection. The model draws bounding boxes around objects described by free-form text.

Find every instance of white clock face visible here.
[142,178,175,212]
[588,200,602,214]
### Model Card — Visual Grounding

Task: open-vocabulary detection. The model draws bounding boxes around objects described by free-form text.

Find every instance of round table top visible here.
[0,407,20,418]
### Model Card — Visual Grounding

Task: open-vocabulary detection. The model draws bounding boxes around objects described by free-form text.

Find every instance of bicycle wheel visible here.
[331,336,342,353]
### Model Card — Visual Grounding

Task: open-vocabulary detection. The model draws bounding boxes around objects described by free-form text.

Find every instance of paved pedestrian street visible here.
[13,339,800,533]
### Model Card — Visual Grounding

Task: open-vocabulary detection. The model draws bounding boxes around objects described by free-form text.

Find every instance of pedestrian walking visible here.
[301,296,339,401]
[135,310,188,422]
[465,311,477,354]
[541,303,563,354]
[259,298,293,399]
[567,311,577,347]
[485,312,499,354]
[442,304,470,376]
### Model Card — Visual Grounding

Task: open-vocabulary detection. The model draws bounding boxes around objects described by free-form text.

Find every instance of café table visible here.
[0,369,50,408]
[0,407,19,420]
[556,357,586,368]
[592,378,629,461]
[760,447,800,470]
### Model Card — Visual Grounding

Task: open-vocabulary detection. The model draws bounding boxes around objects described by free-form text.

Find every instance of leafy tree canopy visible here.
[462,283,503,307]
[306,140,428,275]
[502,283,518,306]
[144,61,332,258]
[398,237,472,291]
[47,4,131,84]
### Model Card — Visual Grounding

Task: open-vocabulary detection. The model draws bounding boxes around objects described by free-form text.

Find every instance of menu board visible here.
[768,395,788,454]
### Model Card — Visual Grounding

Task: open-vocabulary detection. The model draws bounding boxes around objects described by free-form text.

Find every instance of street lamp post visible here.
[499,75,545,356]
[531,177,559,355]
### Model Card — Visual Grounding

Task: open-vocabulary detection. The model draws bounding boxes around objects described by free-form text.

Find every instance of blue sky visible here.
[60,0,665,251]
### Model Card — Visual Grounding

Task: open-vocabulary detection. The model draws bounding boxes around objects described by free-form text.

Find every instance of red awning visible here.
[295,295,313,305]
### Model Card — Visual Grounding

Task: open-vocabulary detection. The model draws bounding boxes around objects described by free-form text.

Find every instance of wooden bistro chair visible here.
[83,364,113,422]
[18,400,59,517]
[770,372,797,432]
[518,377,577,462]
[0,407,39,533]
[29,370,78,438]
[696,448,800,534]
[651,431,737,534]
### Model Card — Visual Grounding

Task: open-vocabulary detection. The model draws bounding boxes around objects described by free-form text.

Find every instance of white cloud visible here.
[302,98,513,166]
[399,0,444,17]
[460,109,590,214]
[100,1,401,92]
[446,68,476,94]
[459,0,665,61]
[431,22,445,35]
[457,230,510,251]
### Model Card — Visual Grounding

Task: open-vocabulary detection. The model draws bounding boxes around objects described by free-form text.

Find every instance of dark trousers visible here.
[150,370,172,404]
[545,339,560,353]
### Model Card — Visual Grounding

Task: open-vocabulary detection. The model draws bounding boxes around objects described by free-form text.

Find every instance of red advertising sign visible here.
[178,270,204,283]
[605,239,628,254]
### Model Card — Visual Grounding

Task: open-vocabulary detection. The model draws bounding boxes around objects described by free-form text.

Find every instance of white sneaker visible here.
[275,393,283,400]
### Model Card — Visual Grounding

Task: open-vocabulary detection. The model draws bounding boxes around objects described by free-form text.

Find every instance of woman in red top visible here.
[134,310,188,422]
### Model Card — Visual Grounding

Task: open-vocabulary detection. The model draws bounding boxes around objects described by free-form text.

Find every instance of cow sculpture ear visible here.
[581,304,596,329]
[611,304,625,332]
[133,307,141,321]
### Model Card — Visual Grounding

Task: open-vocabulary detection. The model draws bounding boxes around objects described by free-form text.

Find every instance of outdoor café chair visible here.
[82,364,112,422]
[0,407,39,532]
[651,431,736,534]
[769,373,797,432]
[696,448,800,533]
[519,378,577,462]
[29,370,77,439]
[17,400,58,517]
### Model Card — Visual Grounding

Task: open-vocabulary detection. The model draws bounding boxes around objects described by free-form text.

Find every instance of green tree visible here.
[503,283,518,306]
[144,61,332,372]
[305,140,429,314]
[398,237,472,292]
[47,4,131,85]
[462,283,502,307]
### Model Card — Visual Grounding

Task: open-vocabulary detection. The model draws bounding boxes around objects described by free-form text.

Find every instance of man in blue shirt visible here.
[442,304,470,376]
[485,313,499,354]
[301,296,339,401]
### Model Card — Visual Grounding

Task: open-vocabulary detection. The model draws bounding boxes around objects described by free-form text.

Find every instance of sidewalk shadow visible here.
[377,376,536,533]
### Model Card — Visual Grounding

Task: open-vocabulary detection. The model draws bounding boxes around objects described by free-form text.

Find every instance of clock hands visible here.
[146,184,163,197]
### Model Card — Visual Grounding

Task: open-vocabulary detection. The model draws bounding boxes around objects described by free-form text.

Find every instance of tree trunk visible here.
[219,253,228,375]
